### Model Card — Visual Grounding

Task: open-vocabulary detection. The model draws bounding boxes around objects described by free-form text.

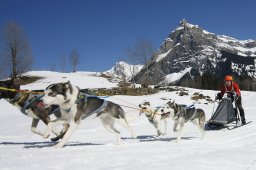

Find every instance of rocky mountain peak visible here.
[135,21,256,91]
[179,18,188,26]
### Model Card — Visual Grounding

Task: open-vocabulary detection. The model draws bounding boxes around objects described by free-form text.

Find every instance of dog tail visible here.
[198,109,206,129]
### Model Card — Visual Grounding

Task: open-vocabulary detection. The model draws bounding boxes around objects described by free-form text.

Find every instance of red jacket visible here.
[220,82,241,97]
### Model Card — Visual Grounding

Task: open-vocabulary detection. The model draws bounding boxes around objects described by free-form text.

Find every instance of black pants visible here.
[235,96,246,122]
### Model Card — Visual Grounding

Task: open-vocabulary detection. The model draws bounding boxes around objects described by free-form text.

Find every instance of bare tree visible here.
[1,22,33,80]
[59,53,67,72]
[121,48,140,87]
[69,48,80,72]
[50,63,56,71]
[122,39,155,87]
[0,62,8,79]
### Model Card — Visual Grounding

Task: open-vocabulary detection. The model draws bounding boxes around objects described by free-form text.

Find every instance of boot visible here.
[241,119,246,125]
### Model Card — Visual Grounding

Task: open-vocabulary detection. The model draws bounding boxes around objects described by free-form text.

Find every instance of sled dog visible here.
[162,100,205,142]
[10,92,67,140]
[139,101,170,136]
[41,81,136,148]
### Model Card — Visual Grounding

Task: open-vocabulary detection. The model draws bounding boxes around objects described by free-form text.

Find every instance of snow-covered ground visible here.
[0,71,256,170]
[21,71,118,90]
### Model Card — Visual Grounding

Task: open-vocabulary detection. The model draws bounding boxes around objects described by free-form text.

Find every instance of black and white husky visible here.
[41,81,137,148]
[10,92,66,140]
[162,100,205,142]
[139,101,170,136]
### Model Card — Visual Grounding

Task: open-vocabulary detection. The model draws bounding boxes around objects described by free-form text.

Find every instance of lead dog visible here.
[139,101,170,136]
[41,81,136,148]
[162,100,205,142]
[10,92,67,141]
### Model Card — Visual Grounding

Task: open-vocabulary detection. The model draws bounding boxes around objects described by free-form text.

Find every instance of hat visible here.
[224,75,233,81]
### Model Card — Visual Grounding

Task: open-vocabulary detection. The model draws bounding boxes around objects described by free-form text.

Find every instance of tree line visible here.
[0,22,81,81]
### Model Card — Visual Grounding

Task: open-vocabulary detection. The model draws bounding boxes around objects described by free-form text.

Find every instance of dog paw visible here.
[115,142,121,146]
[173,129,178,132]
[43,133,50,139]
[51,136,60,142]
[153,135,160,139]
[160,132,165,136]
[175,139,180,143]
[132,135,137,139]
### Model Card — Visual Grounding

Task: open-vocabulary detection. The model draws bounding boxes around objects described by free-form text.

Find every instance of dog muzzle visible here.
[139,109,146,115]
[37,101,48,108]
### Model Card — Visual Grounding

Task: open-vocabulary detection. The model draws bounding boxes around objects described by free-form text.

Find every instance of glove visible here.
[216,93,222,100]
[227,92,234,102]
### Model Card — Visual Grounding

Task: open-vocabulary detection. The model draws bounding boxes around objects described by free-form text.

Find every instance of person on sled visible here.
[216,75,246,125]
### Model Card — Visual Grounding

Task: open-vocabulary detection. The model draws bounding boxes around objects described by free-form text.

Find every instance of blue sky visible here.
[0,0,256,72]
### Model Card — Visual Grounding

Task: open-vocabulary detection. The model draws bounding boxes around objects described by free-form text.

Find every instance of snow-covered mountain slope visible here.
[1,84,256,170]
[103,61,143,82]
[135,19,256,90]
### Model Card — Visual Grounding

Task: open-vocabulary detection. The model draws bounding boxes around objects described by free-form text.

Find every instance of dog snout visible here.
[161,109,164,112]
[139,104,141,107]
[37,101,47,108]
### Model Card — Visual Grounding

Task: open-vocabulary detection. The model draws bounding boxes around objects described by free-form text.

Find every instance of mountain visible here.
[135,19,256,90]
[103,61,143,83]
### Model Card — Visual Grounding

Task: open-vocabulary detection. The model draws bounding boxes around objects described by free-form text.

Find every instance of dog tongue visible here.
[37,101,47,108]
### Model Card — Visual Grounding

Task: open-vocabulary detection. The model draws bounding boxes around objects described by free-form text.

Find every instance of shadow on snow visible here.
[0,141,104,148]
[122,135,196,142]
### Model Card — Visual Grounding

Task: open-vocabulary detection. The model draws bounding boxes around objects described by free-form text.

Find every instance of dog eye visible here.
[48,92,56,96]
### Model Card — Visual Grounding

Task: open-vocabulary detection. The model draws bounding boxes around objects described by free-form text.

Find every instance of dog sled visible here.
[207,92,245,130]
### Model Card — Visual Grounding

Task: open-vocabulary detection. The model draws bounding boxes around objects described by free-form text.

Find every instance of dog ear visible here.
[174,103,179,110]
[171,99,175,104]
[63,81,70,85]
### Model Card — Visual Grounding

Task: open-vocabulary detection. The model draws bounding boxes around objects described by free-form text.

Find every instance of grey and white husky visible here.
[162,100,205,142]
[10,92,66,141]
[139,101,170,136]
[41,81,137,148]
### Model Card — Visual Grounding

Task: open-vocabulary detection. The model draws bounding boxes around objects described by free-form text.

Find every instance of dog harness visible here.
[174,104,197,122]
[141,108,169,123]
[64,90,109,118]
[20,94,44,115]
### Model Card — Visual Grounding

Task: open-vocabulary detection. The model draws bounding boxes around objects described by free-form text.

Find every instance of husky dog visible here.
[10,92,67,141]
[41,81,136,148]
[139,101,170,136]
[162,100,205,142]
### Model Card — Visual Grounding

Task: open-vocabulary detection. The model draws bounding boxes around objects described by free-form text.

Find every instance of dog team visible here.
[3,81,206,148]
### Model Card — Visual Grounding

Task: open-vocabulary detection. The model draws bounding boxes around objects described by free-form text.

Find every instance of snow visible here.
[103,61,143,81]
[159,67,192,85]
[1,71,256,170]
[234,46,256,55]
[203,30,214,35]
[21,71,118,90]
[217,35,256,56]
[237,52,248,57]
[176,26,184,31]
[156,49,172,62]
[218,35,241,43]
[200,45,215,55]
